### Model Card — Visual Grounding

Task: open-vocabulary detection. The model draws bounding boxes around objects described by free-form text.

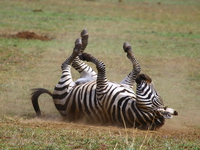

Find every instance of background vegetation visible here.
[0,0,199,149]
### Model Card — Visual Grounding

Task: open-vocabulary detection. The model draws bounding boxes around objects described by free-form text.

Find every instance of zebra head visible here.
[135,74,178,119]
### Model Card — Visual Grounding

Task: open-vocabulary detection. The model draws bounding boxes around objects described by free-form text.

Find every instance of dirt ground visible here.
[4,116,200,142]
[1,31,51,41]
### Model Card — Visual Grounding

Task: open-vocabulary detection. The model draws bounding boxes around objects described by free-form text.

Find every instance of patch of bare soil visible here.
[2,31,51,41]
[32,9,43,12]
[17,118,200,141]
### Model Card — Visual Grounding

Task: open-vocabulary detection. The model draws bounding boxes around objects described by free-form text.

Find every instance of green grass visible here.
[0,0,200,149]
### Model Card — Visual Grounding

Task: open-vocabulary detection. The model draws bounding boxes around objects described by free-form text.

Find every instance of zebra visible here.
[31,29,178,130]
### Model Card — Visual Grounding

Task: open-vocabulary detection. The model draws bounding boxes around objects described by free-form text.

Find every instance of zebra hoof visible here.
[123,42,132,53]
[74,38,82,52]
[81,29,89,51]
[75,38,82,46]
[81,29,88,37]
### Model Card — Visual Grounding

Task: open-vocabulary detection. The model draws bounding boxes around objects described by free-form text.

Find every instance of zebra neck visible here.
[135,97,153,112]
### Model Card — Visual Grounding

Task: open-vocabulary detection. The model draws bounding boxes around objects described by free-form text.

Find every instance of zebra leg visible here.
[72,29,97,85]
[55,38,82,95]
[79,53,109,97]
[61,38,82,69]
[120,42,141,88]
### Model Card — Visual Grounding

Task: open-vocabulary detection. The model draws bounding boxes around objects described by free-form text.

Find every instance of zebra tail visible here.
[31,88,53,116]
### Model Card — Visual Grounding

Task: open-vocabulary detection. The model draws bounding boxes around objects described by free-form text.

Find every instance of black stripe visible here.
[53,92,68,100]
[132,102,146,124]
[127,107,135,126]
[70,93,76,114]
[55,104,66,111]
[77,88,83,113]
[88,84,99,116]
[111,105,116,123]
[58,78,71,85]
[54,85,69,91]
[121,99,130,126]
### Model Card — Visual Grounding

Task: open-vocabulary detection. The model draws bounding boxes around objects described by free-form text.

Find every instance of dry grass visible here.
[1,116,199,149]
[0,0,200,149]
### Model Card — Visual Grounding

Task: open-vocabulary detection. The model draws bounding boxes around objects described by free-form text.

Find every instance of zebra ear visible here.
[136,74,152,84]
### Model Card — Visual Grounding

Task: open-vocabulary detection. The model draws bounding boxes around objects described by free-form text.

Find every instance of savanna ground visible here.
[0,0,200,149]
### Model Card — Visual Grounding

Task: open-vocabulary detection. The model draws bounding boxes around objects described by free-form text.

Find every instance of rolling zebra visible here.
[31,29,178,130]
